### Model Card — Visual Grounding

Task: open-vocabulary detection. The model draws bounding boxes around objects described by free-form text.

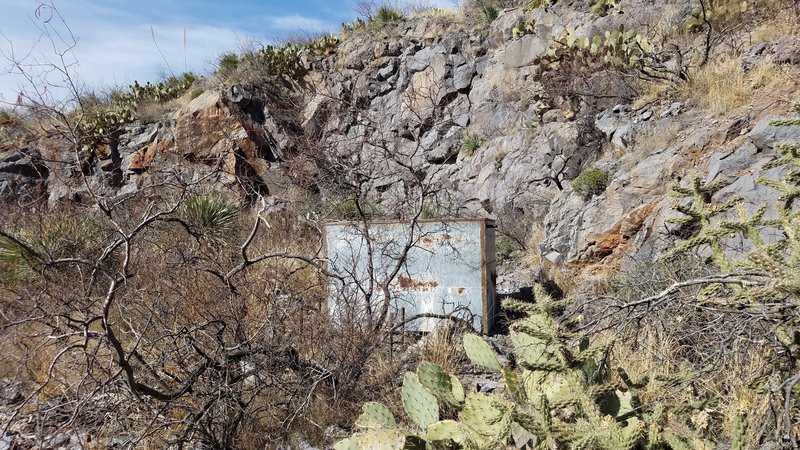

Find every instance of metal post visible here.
[401,307,406,347]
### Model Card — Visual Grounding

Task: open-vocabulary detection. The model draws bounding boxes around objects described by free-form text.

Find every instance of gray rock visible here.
[0,433,12,450]
[541,109,565,124]
[744,35,800,67]
[377,60,398,80]
[660,101,684,118]
[772,35,800,64]
[487,8,526,48]
[499,35,549,69]
[750,115,800,151]
[0,148,49,201]
[408,45,445,72]
[0,381,21,405]
[452,64,475,91]
[596,107,634,149]
[706,143,759,183]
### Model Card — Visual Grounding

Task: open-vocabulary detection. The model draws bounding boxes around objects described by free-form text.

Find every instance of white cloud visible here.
[0,0,247,104]
[267,15,334,32]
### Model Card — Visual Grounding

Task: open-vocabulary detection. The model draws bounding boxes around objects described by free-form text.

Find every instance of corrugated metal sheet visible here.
[325,219,497,333]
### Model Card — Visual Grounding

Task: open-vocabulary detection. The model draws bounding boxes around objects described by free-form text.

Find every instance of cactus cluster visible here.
[77,73,197,144]
[541,25,655,71]
[589,0,621,18]
[77,102,136,143]
[341,18,366,33]
[525,0,553,10]
[336,285,707,449]
[664,94,800,443]
[256,36,339,80]
[511,17,536,40]
[684,0,755,33]
[128,73,196,103]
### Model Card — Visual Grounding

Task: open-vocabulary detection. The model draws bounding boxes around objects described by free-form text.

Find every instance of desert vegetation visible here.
[1,0,799,448]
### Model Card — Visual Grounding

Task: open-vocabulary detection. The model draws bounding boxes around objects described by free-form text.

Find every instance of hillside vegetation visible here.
[0,0,799,448]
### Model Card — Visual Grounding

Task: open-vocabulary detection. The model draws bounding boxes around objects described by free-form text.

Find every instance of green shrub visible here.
[480,2,499,23]
[420,203,443,219]
[494,149,508,169]
[188,88,203,100]
[0,110,13,126]
[572,167,609,199]
[495,235,515,260]
[372,6,404,27]
[217,52,240,75]
[340,198,380,220]
[461,132,484,157]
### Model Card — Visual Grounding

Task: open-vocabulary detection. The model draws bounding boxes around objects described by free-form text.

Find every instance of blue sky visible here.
[0,0,453,104]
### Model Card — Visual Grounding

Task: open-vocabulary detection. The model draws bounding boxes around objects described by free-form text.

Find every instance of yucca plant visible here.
[0,234,40,280]
[182,193,239,237]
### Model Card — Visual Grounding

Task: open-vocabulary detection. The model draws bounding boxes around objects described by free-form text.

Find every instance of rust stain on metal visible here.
[421,236,434,246]
[398,275,439,291]
[442,233,452,240]
[457,287,466,294]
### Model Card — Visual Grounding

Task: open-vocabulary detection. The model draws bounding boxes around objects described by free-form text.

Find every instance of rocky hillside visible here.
[3,1,799,287]
[1,0,800,448]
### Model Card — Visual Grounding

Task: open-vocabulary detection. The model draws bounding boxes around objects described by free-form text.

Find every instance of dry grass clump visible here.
[419,322,466,375]
[621,120,683,170]
[522,223,544,270]
[751,5,800,43]
[683,57,749,115]
[683,57,793,116]
[136,94,193,123]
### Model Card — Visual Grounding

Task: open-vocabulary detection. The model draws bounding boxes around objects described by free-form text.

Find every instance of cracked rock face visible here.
[2,3,797,282]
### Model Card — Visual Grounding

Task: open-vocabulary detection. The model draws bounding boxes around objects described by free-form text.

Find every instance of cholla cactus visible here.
[662,175,741,271]
[663,93,800,444]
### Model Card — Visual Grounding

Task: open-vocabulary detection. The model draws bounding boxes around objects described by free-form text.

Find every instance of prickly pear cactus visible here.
[425,420,471,445]
[333,429,411,450]
[339,283,697,449]
[401,372,439,430]
[416,361,465,407]
[463,334,502,372]
[354,402,397,430]
[458,392,513,448]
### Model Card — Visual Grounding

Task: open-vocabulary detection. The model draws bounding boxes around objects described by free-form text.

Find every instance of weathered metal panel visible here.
[325,219,497,333]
